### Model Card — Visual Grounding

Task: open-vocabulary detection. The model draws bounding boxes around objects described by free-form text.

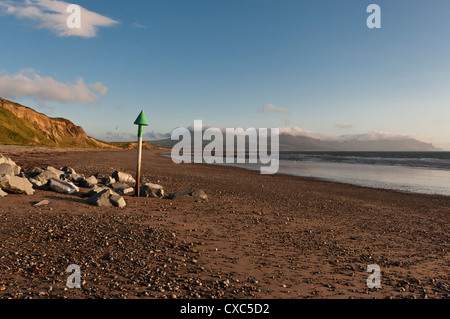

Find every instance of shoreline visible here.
[161,150,450,198]
[0,146,449,299]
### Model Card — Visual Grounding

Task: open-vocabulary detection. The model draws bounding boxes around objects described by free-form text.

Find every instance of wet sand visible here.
[0,146,449,299]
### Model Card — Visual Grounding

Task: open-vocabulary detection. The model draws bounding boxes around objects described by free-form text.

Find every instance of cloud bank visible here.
[337,131,425,142]
[0,0,118,37]
[259,104,291,115]
[0,69,108,104]
[279,127,325,139]
[280,127,428,142]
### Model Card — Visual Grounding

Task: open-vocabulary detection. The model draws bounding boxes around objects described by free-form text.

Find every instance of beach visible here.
[0,146,449,299]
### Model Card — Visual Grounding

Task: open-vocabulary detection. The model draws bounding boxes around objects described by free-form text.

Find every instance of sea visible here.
[231,151,450,197]
[165,151,450,196]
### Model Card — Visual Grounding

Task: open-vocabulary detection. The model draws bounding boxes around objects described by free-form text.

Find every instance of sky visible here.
[0,0,450,149]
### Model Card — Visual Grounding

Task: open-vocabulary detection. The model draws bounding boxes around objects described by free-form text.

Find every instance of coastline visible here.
[0,146,449,299]
[164,150,450,197]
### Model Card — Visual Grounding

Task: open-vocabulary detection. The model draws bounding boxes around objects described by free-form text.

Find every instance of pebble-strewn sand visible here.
[0,146,448,299]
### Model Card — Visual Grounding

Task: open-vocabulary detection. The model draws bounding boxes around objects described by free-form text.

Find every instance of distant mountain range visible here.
[277,133,440,152]
[150,131,441,152]
[0,97,440,152]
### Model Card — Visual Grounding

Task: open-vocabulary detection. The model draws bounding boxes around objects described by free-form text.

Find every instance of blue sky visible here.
[1,0,450,149]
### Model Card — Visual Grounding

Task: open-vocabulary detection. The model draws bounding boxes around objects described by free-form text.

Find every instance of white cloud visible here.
[279,127,431,143]
[338,131,425,142]
[0,69,108,104]
[0,0,118,38]
[279,127,326,139]
[259,104,291,115]
[133,22,146,29]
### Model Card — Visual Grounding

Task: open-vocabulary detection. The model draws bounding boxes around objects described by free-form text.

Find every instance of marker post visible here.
[133,110,149,197]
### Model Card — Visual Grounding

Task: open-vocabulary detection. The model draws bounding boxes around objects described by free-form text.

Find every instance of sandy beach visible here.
[0,146,448,299]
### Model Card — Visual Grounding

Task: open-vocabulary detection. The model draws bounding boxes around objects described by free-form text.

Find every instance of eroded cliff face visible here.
[0,97,114,148]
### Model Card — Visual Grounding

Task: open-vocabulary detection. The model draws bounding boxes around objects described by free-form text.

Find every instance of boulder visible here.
[87,189,126,208]
[60,166,77,175]
[112,171,136,184]
[0,154,16,166]
[29,178,43,189]
[101,176,116,186]
[0,188,7,198]
[67,173,85,183]
[24,167,45,177]
[48,178,79,195]
[94,172,106,180]
[110,194,127,208]
[140,183,164,198]
[168,189,208,202]
[0,175,35,195]
[88,189,113,207]
[86,185,111,197]
[111,183,134,195]
[33,200,50,207]
[80,176,98,188]
[35,167,64,184]
[0,163,16,176]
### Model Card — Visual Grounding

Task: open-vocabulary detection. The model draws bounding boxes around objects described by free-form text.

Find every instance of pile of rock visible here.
[0,154,34,196]
[0,154,208,206]
[0,154,132,208]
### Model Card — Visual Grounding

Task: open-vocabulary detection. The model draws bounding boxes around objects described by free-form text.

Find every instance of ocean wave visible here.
[281,152,450,171]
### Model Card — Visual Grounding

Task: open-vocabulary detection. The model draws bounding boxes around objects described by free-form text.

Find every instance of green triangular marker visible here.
[133,110,149,197]
[134,110,149,126]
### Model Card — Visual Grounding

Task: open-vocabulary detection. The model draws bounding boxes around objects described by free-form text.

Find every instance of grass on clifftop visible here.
[0,107,53,146]
[0,107,98,148]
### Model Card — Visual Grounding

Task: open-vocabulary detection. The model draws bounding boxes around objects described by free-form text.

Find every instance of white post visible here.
[135,133,143,197]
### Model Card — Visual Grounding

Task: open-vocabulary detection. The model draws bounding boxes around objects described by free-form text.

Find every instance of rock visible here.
[0,188,7,198]
[112,171,136,184]
[0,154,21,176]
[94,172,106,179]
[0,163,21,176]
[24,167,45,177]
[87,189,126,208]
[80,176,98,188]
[46,166,64,175]
[101,176,116,186]
[168,189,208,202]
[0,163,16,176]
[110,194,126,208]
[60,166,77,175]
[67,173,85,183]
[87,189,113,207]
[140,183,164,198]
[33,200,50,207]
[0,175,35,195]
[0,154,16,166]
[48,178,79,195]
[86,185,111,197]
[29,178,43,189]
[111,183,134,195]
[35,167,64,184]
